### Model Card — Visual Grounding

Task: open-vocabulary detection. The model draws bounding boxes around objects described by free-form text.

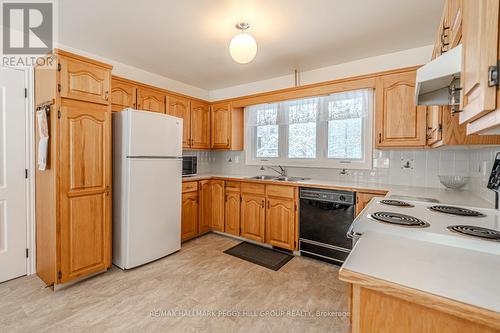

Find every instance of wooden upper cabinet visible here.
[137,87,166,113]
[190,100,211,149]
[111,77,137,112]
[375,71,427,148]
[210,180,225,232]
[211,102,243,150]
[59,56,111,105]
[240,192,266,243]
[167,95,191,147]
[459,0,499,127]
[181,191,198,241]
[59,98,111,283]
[447,0,462,48]
[198,180,211,234]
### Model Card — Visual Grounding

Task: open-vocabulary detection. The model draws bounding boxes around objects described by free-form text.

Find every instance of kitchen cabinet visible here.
[355,191,386,217]
[210,180,225,232]
[167,95,191,147]
[210,102,244,150]
[111,77,137,112]
[190,100,211,149]
[459,0,500,133]
[181,190,199,241]
[447,0,462,49]
[198,180,211,234]
[265,185,296,251]
[240,183,266,243]
[137,86,166,113]
[34,49,112,286]
[225,190,241,236]
[375,71,427,148]
[59,56,111,105]
[426,105,443,146]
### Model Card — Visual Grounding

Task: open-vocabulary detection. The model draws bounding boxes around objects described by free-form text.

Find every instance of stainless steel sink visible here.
[246,175,278,180]
[274,176,308,182]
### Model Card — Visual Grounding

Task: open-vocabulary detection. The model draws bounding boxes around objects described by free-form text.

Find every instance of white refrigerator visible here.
[113,109,182,269]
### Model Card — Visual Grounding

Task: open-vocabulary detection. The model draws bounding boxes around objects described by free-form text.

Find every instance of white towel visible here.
[36,109,49,170]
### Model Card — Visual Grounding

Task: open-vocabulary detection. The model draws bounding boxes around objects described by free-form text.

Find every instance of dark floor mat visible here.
[223,242,293,271]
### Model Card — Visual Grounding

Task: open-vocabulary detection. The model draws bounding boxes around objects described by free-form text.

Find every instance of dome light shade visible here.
[229,23,257,64]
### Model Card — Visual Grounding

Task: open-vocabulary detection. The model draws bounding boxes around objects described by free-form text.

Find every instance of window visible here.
[245,89,373,169]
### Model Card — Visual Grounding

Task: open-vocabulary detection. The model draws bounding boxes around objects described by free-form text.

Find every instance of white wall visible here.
[209,45,433,101]
[56,44,210,100]
[468,147,500,205]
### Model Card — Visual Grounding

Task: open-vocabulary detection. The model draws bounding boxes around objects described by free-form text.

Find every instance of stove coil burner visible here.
[447,225,500,241]
[429,205,486,217]
[379,199,414,208]
[369,212,429,228]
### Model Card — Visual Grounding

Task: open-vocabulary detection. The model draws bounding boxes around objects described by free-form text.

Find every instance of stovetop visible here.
[352,199,500,255]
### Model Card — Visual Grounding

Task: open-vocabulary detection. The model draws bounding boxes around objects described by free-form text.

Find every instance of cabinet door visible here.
[181,191,198,241]
[190,100,210,149]
[167,96,191,148]
[211,102,231,149]
[355,192,385,217]
[225,191,240,236]
[198,180,211,234]
[375,72,427,148]
[265,197,295,250]
[59,99,111,283]
[137,87,165,113]
[59,57,111,105]
[111,78,136,112]
[447,0,462,48]
[210,180,225,232]
[426,105,443,146]
[459,0,499,125]
[240,194,265,243]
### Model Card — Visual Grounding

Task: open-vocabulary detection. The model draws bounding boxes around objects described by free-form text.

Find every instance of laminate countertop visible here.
[182,174,492,208]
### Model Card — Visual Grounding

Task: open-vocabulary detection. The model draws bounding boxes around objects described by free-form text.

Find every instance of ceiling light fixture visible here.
[229,22,257,64]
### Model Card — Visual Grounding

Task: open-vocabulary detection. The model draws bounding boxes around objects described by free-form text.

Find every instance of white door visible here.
[125,158,181,269]
[0,67,27,282]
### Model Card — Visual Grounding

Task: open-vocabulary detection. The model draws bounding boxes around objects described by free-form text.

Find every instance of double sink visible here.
[246,175,308,182]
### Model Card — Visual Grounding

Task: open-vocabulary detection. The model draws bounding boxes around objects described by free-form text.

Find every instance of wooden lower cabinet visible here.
[225,191,241,236]
[210,180,225,232]
[198,180,211,234]
[265,197,295,250]
[181,191,198,241]
[240,193,266,243]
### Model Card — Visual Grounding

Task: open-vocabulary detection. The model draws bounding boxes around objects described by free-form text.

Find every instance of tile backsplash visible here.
[185,147,500,205]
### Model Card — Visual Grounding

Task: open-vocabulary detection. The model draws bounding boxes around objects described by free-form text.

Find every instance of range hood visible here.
[415,44,462,107]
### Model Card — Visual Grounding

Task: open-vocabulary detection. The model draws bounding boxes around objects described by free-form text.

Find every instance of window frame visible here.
[245,90,374,170]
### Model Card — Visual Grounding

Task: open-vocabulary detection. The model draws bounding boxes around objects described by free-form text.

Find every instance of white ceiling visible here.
[59,0,443,90]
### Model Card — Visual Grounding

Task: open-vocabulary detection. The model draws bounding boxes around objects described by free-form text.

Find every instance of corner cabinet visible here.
[210,102,244,150]
[375,71,427,148]
[35,49,112,286]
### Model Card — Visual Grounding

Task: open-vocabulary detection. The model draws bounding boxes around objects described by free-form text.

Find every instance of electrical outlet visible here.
[401,158,414,170]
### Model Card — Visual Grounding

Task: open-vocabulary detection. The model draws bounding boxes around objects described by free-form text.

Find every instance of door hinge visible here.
[57,84,61,92]
[25,169,28,179]
[488,61,499,87]
[25,248,29,258]
[58,271,62,280]
[24,88,27,98]
[57,63,61,72]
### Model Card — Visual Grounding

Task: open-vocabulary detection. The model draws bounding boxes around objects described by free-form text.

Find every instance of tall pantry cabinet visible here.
[35,49,113,286]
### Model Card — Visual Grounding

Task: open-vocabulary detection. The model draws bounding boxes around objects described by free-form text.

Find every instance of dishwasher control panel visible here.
[300,188,355,205]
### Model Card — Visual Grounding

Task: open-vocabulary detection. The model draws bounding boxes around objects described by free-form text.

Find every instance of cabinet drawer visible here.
[182,181,198,193]
[266,185,295,199]
[225,181,241,192]
[241,182,265,195]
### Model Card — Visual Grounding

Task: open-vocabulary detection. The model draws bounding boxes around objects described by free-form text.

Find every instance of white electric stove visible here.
[348,198,500,255]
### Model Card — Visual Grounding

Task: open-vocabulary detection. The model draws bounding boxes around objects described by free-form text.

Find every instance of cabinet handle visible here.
[261,200,264,208]
[378,133,382,144]
[105,91,109,101]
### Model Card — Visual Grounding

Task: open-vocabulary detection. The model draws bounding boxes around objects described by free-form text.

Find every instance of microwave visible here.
[182,156,197,177]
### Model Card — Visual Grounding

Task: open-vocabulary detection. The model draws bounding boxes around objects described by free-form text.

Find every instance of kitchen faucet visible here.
[260,165,287,177]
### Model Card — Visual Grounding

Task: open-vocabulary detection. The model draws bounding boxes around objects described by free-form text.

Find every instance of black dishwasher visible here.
[299,187,355,265]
